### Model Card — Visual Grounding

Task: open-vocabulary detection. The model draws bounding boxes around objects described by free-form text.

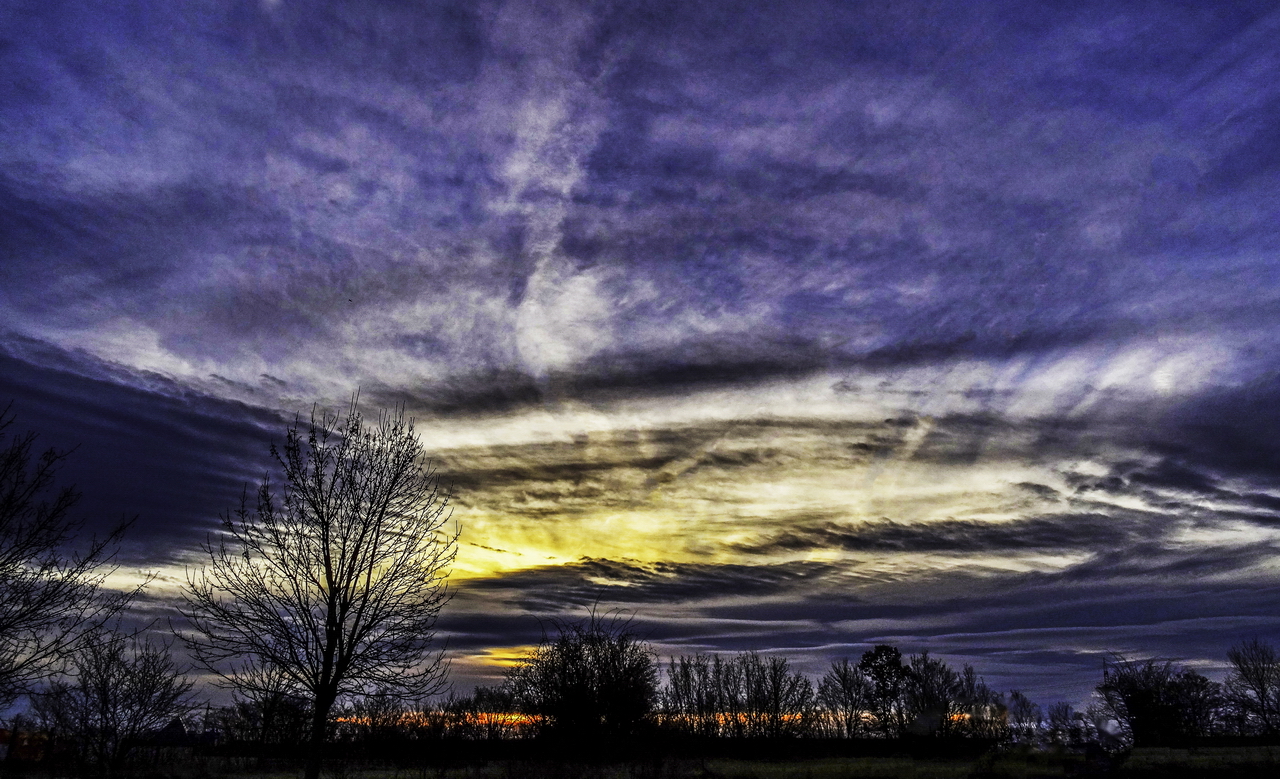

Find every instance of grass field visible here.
[135,755,992,779]
[324,747,1280,779]
[239,760,982,779]
[28,746,1280,779]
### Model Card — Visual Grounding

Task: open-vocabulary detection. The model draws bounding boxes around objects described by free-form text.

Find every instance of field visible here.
[71,746,1280,779]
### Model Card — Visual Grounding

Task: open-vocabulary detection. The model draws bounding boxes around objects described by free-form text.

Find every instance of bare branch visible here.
[0,403,134,708]
[181,398,457,779]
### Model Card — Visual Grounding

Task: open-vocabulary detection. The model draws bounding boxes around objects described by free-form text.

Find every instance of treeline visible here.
[433,617,1280,751]
[9,584,1280,771]
[164,614,1280,758]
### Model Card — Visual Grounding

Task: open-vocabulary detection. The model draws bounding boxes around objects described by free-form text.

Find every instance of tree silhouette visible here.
[858,645,910,737]
[217,662,311,745]
[662,651,813,739]
[740,653,814,738]
[443,685,521,740]
[0,403,131,708]
[506,610,658,741]
[182,401,457,779]
[1046,701,1091,746]
[950,664,1005,738]
[664,654,722,737]
[1096,654,1221,747]
[33,628,195,777]
[1225,638,1280,735]
[1007,690,1042,744]
[904,651,958,736]
[818,658,872,738]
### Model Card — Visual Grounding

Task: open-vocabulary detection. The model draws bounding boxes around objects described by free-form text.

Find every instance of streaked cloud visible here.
[4,0,1280,707]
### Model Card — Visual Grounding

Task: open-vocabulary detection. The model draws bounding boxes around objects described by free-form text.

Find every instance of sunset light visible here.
[5,3,1280,776]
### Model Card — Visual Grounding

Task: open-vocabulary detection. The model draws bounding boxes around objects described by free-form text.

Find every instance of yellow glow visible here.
[443,417,1074,582]
[466,645,541,669]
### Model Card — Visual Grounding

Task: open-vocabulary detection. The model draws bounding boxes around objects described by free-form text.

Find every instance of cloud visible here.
[728,514,1149,556]
[459,557,847,610]
[0,339,285,565]
[6,0,1280,705]
[2,0,1278,405]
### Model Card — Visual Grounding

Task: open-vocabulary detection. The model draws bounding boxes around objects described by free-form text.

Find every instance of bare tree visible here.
[182,401,457,779]
[740,653,814,738]
[715,653,748,738]
[662,652,813,739]
[1006,690,1042,744]
[664,654,722,738]
[443,685,521,740]
[1225,638,1280,735]
[33,628,196,777]
[950,664,1005,738]
[0,404,131,708]
[818,658,872,738]
[219,661,312,745]
[1046,701,1092,746]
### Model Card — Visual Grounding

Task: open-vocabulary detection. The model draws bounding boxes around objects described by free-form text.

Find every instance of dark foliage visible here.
[1096,654,1223,747]
[506,610,659,741]
[858,645,911,737]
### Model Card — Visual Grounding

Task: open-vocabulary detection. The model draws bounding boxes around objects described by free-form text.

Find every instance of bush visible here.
[506,611,658,741]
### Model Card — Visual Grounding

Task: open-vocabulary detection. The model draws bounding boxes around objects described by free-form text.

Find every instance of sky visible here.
[4,0,1280,708]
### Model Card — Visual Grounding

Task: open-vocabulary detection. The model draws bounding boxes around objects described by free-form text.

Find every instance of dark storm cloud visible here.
[432,610,549,654]
[0,338,284,565]
[1146,377,1280,477]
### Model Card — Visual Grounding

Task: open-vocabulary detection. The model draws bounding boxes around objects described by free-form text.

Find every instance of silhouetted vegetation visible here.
[440,685,523,740]
[180,400,458,779]
[859,644,911,738]
[663,651,814,739]
[1225,638,1280,736]
[1096,655,1223,746]
[10,399,1280,777]
[506,610,659,741]
[0,404,133,709]
[32,628,195,776]
[817,657,871,738]
[206,663,311,746]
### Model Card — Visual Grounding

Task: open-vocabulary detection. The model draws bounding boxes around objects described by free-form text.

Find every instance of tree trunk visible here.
[304,693,335,779]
